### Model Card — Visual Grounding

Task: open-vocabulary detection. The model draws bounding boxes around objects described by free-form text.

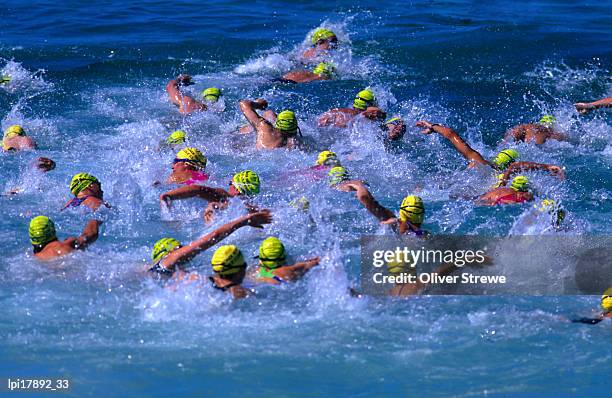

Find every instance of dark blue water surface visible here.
[1,1,611,397]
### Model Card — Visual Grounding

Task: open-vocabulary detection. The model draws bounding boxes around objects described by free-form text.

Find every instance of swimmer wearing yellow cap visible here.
[28,216,101,260]
[476,175,534,206]
[160,169,262,224]
[239,98,302,149]
[318,88,387,128]
[280,62,336,84]
[2,124,37,151]
[147,211,272,294]
[302,27,339,59]
[382,117,407,141]
[165,74,208,114]
[504,115,566,145]
[572,287,612,324]
[575,96,612,115]
[62,173,110,212]
[249,237,320,285]
[165,147,210,186]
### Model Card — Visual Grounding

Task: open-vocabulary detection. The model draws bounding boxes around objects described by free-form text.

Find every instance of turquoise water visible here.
[1,1,611,396]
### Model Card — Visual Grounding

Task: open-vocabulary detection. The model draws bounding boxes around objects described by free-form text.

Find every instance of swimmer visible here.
[302,28,339,59]
[165,74,207,114]
[382,117,407,141]
[249,237,320,285]
[148,211,272,298]
[572,288,612,324]
[2,125,36,151]
[504,115,567,145]
[574,97,612,114]
[201,87,221,103]
[311,150,341,171]
[239,98,302,149]
[158,130,187,151]
[160,169,261,223]
[416,121,564,182]
[476,175,533,206]
[328,166,428,236]
[318,88,386,128]
[29,216,101,260]
[279,62,336,84]
[62,173,110,212]
[165,147,209,185]
[0,75,10,84]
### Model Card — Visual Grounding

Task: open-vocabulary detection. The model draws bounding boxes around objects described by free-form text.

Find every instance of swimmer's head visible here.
[174,147,207,170]
[384,116,406,137]
[231,170,260,196]
[211,245,247,277]
[316,150,340,166]
[510,175,529,192]
[151,238,182,264]
[353,89,376,111]
[289,196,310,211]
[399,195,425,226]
[313,62,336,78]
[201,87,221,102]
[602,288,612,313]
[536,198,566,227]
[0,75,11,84]
[29,216,57,247]
[70,173,100,196]
[311,28,338,46]
[328,166,350,186]
[3,125,26,150]
[274,110,299,136]
[492,149,519,170]
[386,252,415,276]
[258,237,286,269]
[539,115,556,126]
[166,130,187,145]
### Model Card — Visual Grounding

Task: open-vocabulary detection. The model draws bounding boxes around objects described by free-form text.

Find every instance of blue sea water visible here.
[1,1,611,396]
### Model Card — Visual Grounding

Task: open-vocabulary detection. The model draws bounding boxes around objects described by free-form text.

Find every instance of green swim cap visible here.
[311,28,337,45]
[258,237,286,269]
[328,166,350,186]
[70,173,100,196]
[399,195,425,225]
[211,245,247,276]
[231,170,261,196]
[539,115,556,125]
[275,110,298,135]
[29,216,57,246]
[353,89,376,110]
[316,150,340,166]
[313,62,335,78]
[201,87,221,102]
[510,175,529,192]
[0,75,11,85]
[492,149,519,170]
[166,130,187,145]
[152,238,181,264]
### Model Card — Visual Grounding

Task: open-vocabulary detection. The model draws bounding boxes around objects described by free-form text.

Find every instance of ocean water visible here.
[1,1,611,396]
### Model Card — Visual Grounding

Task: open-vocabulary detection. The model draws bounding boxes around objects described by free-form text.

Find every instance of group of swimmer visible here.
[2,27,611,318]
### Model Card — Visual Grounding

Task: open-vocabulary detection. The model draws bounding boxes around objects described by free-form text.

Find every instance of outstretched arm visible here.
[340,181,396,223]
[162,210,273,269]
[498,162,565,186]
[274,257,320,281]
[160,185,229,205]
[166,75,206,112]
[74,220,101,250]
[575,97,612,114]
[239,99,272,129]
[416,121,489,167]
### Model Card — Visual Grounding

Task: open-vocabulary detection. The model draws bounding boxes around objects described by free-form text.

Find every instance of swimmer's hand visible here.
[547,165,565,179]
[381,217,399,226]
[160,193,172,209]
[176,74,194,86]
[245,209,273,229]
[362,107,386,120]
[574,102,594,115]
[416,120,435,134]
[253,98,268,109]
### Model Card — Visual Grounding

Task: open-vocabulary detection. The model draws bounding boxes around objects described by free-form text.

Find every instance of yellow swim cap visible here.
[175,147,207,170]
[0,75,11,84]
[539,115,556,125]
[353,89,376,110]
[328,166,349,186]
[274,110,298,135]
[166,130,187,145]
[3,125,26,150]
[289,196,310,211]
[316,150,340,166]
[70,173,100,196]
[510,175,529,192]
[399,195,425,225]
[386,252,415,276]
[602,288,612,312]
[29,216,57,246]
[151,238,181,264]
[231,170,260,196]
[492,149,519,170]
[258,237,286,269]
[536,198,566,226]
[201,87,221,102]
[311,28,337,45]
[211,245,247,276]
[313,62,336,78]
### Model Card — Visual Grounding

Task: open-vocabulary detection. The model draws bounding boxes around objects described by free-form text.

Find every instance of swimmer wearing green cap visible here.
[63,173,110,212]
[504,115,566,145]
[165,74,208,114]
[280,62,336,84]
[574,96,612,115]
[476,175,534,206]
[382,117,407,141]
[302,27,339,60]
[28,216,101,260]
[2,124,37,151]
[318,88,386,128]
[239,98,302,149]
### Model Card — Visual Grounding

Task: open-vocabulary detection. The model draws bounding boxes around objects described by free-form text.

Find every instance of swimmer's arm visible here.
[575,97,612,114]
[499,162,565,186]
[274,257,320,281]
[416,121,489,167]
[166,75,206,111]
[239,99,271,129]
[160,185,229,204]
[73,220,101,250]
[362,107,387,121]
[344,182,396,222]
[162,211,273,268]
[571,316,603,324]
